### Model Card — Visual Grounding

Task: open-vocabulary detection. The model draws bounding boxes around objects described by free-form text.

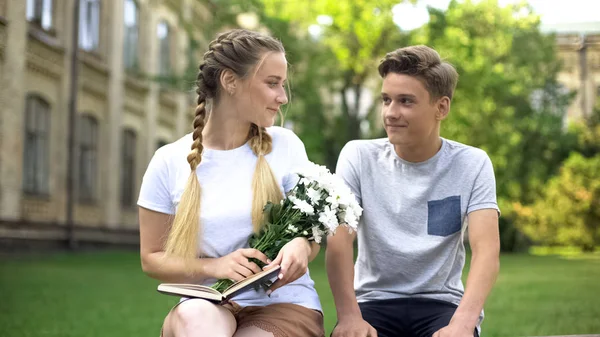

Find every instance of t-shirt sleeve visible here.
[467,154,500,215]
[137,149,176,214]
[283,130,311,193]
[335,141,362,206]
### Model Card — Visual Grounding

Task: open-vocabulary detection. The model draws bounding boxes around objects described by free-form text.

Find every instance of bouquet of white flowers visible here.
[212,162,362,292]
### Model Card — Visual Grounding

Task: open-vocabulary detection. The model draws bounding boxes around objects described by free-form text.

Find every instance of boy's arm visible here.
[435,152,500,337]
[436,209,500,336]
[326,229,377,337]
[326,229,359,318]
[328,141,376,336]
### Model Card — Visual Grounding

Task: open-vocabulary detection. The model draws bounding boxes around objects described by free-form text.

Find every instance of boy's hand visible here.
[433,322,475,337]
[332,317,377,337]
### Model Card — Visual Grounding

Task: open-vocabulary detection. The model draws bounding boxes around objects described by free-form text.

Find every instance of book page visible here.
[223,266,281,298]
[157,283,223,302]
[159,283,221,295]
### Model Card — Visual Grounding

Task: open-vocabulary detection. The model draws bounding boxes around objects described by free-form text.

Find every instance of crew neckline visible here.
[388,137,447,166]
[201,140,252,159]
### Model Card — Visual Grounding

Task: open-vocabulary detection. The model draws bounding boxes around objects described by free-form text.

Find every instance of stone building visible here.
[0,0,210,247]
[543,22,600,120]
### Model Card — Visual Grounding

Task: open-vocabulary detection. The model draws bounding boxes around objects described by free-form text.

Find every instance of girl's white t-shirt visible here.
[137,126,322,311]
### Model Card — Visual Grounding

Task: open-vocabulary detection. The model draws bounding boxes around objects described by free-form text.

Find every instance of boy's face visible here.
[380,73,448,147]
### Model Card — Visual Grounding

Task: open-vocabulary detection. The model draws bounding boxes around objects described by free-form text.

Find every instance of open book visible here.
[157,265,281,303]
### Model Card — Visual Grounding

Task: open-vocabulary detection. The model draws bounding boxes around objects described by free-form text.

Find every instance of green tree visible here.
[573,102,600,158]
[514,152,600,251]
[259,14,340,166]
[514,104,600,251]
[412,0,577,250]
[261,0,412,168]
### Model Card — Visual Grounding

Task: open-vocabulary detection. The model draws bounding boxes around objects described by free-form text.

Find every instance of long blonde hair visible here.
[164,29,285,261]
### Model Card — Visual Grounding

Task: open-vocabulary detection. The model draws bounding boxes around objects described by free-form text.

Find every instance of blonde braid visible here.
[248,124,283,233]
[163,72,208,262]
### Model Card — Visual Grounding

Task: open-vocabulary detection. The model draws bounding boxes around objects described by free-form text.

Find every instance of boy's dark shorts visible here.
[336,297,479,337]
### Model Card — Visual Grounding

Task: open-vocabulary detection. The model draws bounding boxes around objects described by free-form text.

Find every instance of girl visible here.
[138,29,324,337]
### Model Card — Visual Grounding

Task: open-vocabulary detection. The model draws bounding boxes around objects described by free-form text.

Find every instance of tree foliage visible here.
[514,152,600,251]
[261,0,411,168]
[188,0,594,251]
[412,0,578,250]
[514,104,600,251]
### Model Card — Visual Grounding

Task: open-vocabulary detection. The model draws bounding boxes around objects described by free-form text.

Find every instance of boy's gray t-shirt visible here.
[336,137,499,326]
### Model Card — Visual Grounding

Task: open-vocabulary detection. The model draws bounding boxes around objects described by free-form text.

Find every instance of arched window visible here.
[156,139,169,150]
[121,129,137,207]
[123,0,139,70]
[23,94,50,195]
[157,20,171,75]
[78,114,98,201]
[26,0,53,30]
[79,0,100,51]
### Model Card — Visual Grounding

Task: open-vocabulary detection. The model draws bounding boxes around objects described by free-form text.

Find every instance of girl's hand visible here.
[206,248,270,282]
[263,237,312,294]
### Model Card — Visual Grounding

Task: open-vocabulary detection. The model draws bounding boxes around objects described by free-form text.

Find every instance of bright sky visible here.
[392,0,600,31]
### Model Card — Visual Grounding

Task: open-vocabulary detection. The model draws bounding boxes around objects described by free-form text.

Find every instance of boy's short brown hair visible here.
[378,45,459,101]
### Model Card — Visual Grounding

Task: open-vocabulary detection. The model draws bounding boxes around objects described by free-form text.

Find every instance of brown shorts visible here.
[162,299,325,337]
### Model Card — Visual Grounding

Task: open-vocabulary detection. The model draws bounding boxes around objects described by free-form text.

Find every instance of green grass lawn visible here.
[1,250,599,337]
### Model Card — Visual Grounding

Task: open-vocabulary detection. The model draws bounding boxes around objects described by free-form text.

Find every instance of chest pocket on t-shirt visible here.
[427,195,462,236]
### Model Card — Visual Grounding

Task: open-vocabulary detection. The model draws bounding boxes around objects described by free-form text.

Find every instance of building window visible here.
[156,139,168,150]
[26,0,53,30]
[79,0,100,51]
[123,0,139,71]
[78,115,98,201]
[23,95,50,195]
[121,129,136,207]
[157,20,171,76]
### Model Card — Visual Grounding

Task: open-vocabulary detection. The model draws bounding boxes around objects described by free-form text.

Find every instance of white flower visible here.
[306,187,323,203]
[289,196,315,215]
[335,202,361,234]
[296,162,332,183]
[299,177,311,186]
[342,210,359,231]
[311,226,326,244]
[286,224,299,233]
[289,162,363,236]
[350,201,363,217]
[325,195,339,210]
[318,206,339,233]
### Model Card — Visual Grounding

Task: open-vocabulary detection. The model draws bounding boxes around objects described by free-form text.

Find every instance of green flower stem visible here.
[211,279,234,292]
[211,206,309,293]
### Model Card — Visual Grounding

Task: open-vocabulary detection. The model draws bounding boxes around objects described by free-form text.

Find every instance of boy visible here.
[327,45,500,337]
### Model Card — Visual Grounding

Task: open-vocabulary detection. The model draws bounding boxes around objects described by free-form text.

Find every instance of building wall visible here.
[0,0,206,243]
[555,32,600,120]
